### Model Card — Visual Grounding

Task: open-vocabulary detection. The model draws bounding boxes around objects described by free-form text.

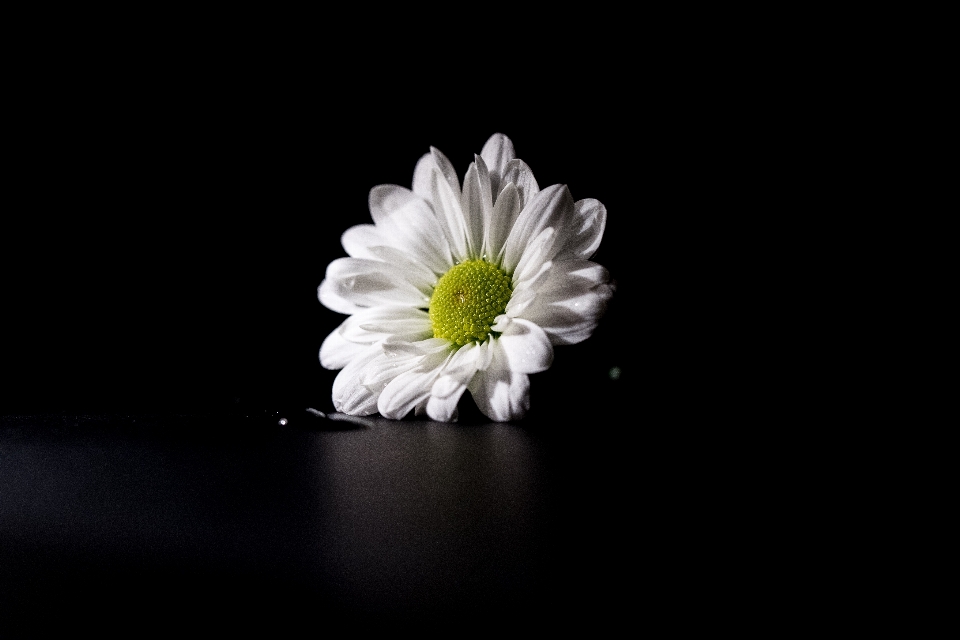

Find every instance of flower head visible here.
[318,133,612,422]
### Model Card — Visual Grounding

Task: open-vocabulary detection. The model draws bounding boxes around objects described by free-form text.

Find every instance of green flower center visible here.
[429,259,512,347]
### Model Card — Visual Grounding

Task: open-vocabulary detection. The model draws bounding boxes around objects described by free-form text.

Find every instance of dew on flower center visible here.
[429,259,512,347]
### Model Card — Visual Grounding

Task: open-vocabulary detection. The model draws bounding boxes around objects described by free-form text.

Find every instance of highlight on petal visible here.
[494,316,554,374]
[340,306,430,344]
[426,342,485,422]
[566,198,607,260]
[431,168,469,263]
[412,153,437,203]
[383,337,451,357]
[480,133,516,195]
[511,228,556,289]
[514,260,613,345]
[319,321,370,370]
[460,156,493,259]
[377,350,452,420]
[505,258,552,319]
[332,344,385,416]
[500,184,575,274]
[323,257,430,309]
[368,184,429,227]
[367,184,453,275]
[412,146,461,203]
[318,278,365,316]
[498,159,539,208]
[356,347,427,389]
[484,182,521,266]
[340,224,383,259]
[468,360,531,422]
[321,307,430,369]
[367,245,438,295]
[429,146,462,200]
[357,316,433,341]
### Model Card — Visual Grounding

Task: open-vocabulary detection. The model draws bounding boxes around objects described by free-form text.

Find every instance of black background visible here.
[4,63,630,420]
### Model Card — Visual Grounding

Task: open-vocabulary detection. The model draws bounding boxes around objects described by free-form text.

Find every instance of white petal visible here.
[383,337,451,357]
[426,342,484,422]
[412,147,461,203]
[429,146,461,199]
[325,308,428,374]
[516,258,554,296]
[324,257,430,308]
[516,260,613,345]
[332,344,384,415]
[511,228,556,288]
[341,224,383,259]
[426,390,462,423]
[505,230,556,318]
[368,184,452,275]
[377,350,452,419]
[505,262,552,319]
[412,153,437,203]
[339,306,428,343]
[490,313,511,333]
[484,182,521,266]
[475,338,494,371]
[333,255,431,300]
[480,133,515,195]
[501,184,575,274]
[534,260,609,294]
[431,168,469,263]
[358,348,427,387]
[504,292,536,320]
[318,278,365,315]
[368,184,425,226]
[460,156,492,259]
[358,317,433,341]
[367,245,438,294]
[567,198,607,260]
[495,317,554,374]
[439,342,486,391]
[467,354,530,422]
[498,159,539,208]
[319,320,369,370]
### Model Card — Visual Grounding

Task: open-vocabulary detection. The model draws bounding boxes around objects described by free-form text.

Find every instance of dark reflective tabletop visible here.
[1,408,631,632]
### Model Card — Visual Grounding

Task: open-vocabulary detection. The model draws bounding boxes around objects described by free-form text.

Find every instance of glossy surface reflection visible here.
[307,416,551,618]
[0,412,616,630]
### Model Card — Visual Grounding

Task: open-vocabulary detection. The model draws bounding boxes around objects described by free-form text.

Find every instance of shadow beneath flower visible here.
[297,404,611,433]
[321,412,505,430]
[294,410,500,431]
[288,409,368,431]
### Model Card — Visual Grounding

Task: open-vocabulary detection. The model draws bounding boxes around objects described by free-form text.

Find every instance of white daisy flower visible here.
[318,133,613,422]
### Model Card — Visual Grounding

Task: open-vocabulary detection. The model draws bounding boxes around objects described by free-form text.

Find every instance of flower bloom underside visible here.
[318,133,612,422]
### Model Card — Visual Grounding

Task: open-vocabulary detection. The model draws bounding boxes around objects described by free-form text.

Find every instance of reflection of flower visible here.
[318,133,612,422]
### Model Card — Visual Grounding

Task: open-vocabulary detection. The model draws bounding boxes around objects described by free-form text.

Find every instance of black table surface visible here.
[1,407,633,633]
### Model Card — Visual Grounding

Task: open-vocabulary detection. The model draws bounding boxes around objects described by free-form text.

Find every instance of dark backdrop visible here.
[5,71,630,420]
